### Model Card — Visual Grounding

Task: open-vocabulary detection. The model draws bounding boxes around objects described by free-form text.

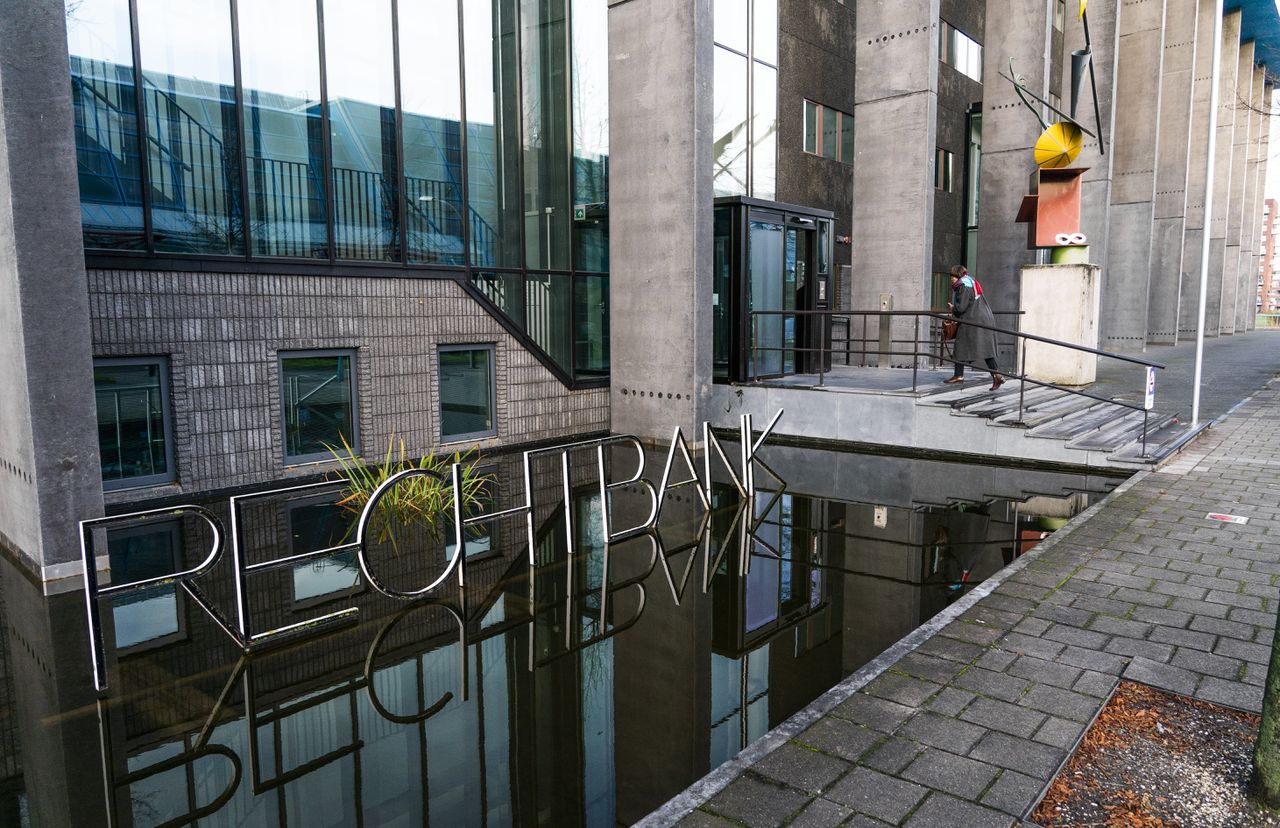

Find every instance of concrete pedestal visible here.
[1020,264,1102,385]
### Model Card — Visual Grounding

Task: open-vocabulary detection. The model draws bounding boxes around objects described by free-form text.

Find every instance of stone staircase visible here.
[917,382,1198,467]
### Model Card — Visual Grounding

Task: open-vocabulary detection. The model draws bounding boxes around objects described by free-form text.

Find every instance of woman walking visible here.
[943,265,1004,390]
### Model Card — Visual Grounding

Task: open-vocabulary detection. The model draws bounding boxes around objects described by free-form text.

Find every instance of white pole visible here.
[1193,0,1225,427]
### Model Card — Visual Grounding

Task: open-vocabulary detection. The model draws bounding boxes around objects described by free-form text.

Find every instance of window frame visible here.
[278,348,360,464]
[438,343,497,443]
[94,355,177,491]
[802,100,854,165]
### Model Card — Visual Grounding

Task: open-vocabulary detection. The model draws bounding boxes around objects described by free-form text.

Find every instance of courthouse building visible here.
[0,0,1276,583]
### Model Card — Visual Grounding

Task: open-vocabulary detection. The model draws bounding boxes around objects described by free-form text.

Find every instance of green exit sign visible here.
[574,205,587,221]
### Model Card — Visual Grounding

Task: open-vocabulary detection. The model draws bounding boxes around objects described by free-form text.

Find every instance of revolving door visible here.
[712,198,834,382]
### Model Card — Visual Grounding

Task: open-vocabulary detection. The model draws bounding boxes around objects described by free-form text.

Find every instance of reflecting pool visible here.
[0,443,1121,826]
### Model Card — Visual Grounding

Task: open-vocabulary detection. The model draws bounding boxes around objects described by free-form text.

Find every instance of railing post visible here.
[1018,338,1028,423]
[1142,409,1149,457]
[818,314,827,387]
[861,316,867,366]
[912,315,919,391]
[877,315,892,369]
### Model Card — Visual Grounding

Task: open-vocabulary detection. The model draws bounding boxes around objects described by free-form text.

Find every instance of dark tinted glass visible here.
[439,348,495,439]
[521,0,571,270]
[525,273,572,371]
[571,0,609,273]
[95,361,171,485]
[240,0,328,258]
[573,274,609,377]
[400,0,465,265]
[66,0,147,250]
[137,0,244,255]
[281,353,355,460]
[324,0,399,261]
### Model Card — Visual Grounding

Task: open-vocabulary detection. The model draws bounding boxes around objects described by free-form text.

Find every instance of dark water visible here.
[0,443,1121,827]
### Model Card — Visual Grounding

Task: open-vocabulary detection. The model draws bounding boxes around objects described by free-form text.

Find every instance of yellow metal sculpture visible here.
[1034,122,1084,168]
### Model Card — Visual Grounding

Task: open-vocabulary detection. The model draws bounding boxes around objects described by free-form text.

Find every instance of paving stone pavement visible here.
[663,377,1280,827]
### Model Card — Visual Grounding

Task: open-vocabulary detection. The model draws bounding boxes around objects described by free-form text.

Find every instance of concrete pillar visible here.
[607,0,713,441]
[1145,0,1198,345]
[851,0,940,343]
[1239,67,1267,331]
[0,0,104,577]
[1220,40,1254,334]
[1020,264,1102,385]
[1064,0,1122,285]
[1203,11,1242,336]
[974,0,1051,322]
[1178,0,1220,340]
[1102,0,1167,352]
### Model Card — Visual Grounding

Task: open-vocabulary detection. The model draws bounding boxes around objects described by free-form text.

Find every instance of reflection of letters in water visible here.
[78,411,786,692]
[92,427,796,825]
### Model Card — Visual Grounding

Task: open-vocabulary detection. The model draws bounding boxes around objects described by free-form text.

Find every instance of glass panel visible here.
[747,219,783,377]
[439,348,495,439]
[840,112,855,163]
[571,0,609,273]
[136,0,243,255]
[713,208,732,379]
[713,47,748,197]
[783,228,798,373]
[820,106,838,161]
[324,0,398,261]
[464,0,523,268]
[108,523,180,648]
[753,0,777,65]
[289,500,358,600]
[95,361,170,485]
[525,274,572,370]
[66,0,147,250]
[281,353,355,459]
[240,0,328,258]
[713,0,748,52]
[573,274,609,377]
[521,0,571,271]
[751,63,776,200]
[471,271,527,330]
[803,101,817,155]
[401,0,465,265]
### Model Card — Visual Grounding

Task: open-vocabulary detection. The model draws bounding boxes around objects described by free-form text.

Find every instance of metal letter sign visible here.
[78,412,784,691]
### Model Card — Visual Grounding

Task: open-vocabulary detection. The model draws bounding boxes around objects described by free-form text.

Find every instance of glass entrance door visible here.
[748,213,814,379]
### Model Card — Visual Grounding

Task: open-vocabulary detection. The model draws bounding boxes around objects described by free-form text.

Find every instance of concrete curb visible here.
[636,466,1154,827]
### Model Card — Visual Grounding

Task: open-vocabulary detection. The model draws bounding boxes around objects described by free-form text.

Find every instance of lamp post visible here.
[1192,0,1225,427]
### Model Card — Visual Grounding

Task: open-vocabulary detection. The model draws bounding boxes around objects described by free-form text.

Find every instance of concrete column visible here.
[1220,40,1254,334]
[974,0,1051,320]
[851,0,940,341]
[0,0,103,576]
[1064,0,1122,284]
[1203,11,1242,336]
[607,0,713,442]
[1102,0,1167,352]
[1145,0,1198,345]
[1239,67,1267,331]
[1178,0,1220,340]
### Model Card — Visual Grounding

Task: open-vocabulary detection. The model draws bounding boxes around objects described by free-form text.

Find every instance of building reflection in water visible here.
[0,445,1114,826]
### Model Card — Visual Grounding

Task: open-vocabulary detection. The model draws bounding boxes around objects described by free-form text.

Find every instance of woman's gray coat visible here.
[951,279,999,364]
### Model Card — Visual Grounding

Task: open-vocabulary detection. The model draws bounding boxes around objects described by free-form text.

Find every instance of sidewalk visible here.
[652,376,1280,828]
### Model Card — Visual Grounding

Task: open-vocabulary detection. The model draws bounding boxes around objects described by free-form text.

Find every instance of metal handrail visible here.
[747,308,1166,456]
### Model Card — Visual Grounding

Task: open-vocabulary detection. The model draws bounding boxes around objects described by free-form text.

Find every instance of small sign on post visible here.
[1144,366,1156,411]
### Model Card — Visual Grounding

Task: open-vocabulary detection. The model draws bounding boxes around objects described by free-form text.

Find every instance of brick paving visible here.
[661,377,1280,827]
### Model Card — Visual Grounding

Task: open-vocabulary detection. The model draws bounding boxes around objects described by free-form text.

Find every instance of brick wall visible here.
[88,269,610,501]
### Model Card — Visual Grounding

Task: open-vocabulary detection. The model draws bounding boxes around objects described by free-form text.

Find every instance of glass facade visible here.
[712,0,778,199]
[66,0,611,382]
[280,351,357,461]
[439,346,496,441]
[94,358,174,489]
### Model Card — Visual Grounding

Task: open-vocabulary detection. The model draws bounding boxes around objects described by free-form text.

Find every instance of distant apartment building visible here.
[1261,198,1280,314]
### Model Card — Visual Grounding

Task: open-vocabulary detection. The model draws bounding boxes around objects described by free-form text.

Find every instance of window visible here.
[279,351,357,462]
[935,147,954,192]
[802,101,854,164]
[94,357,175,489]
[939,21,983,83]
[713,0,779,199]
[108,520,183,650]
[288,498,359,603]
[439,345,496,441]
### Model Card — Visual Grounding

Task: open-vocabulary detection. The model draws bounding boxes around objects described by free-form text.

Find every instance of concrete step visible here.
[953,385,1063,419]
[918,384,994,407]
[1025,401,1133,440]
[1066,411,1176,452]
[1109,418,1206,464]
[993,393,1106,429]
